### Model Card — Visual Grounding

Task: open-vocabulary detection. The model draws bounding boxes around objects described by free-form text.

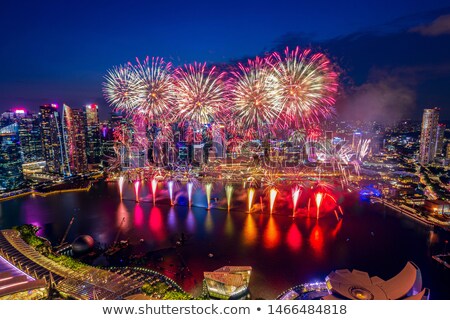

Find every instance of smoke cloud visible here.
[411,14,450,36]
[337,69,417,122]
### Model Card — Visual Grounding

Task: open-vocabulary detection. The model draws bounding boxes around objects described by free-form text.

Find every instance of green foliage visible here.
[163,291,192,300]
[15,225,48,249]
[15,224,85,271]
[141,282,193,300]
[47,254,84,270]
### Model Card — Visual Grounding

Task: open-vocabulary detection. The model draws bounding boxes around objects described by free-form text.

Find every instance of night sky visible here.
[1,0,449,120]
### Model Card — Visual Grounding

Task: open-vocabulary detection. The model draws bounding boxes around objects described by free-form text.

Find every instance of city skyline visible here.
[1,1,450,120]
[0,0,449,304]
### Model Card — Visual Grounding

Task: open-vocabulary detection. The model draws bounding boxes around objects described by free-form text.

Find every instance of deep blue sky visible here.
[1,0,449,120]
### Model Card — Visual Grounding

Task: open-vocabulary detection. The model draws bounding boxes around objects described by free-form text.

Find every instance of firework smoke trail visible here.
[103,64,143,111]
[269,188,278,214]
[173,62,227,126]
[349,159,360,176]
[133,57,176,122]
[225,184,233,211]
[187,181,193,207]
[118,176,124,200]
[230,56,282,134]
[168,180,174,205]
[134,180,140,202]
[205,183,212,210]
[151,178,158,205]
[271,47,338,129]
[247,188,255,212]
[315,192,323,220]
[325,193,340,221]
[292,186,301,216]
[334,210,339,221]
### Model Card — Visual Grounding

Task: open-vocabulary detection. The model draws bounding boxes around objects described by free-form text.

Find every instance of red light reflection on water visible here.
[263,216,280,249]
[309,222,324,257]
[286,223,302,251]
[149,207,165,241]
[133,204,144,228]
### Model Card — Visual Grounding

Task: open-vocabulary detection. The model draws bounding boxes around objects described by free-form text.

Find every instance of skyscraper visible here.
[62,104,88,174]
[435,123,445,157]
[446,143,450,162]
[0,123,24,191]
[39,104,66,175]
[419,108,439,165]
[85,104,101,166]
[17,110,43,163]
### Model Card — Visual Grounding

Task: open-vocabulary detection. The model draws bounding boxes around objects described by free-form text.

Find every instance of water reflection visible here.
[309,222,324,257]
[148,207,165,242]
[263,216,280,249]
[205,212,214,234]
[286,223,302,251]
[224,213,234,237]
[133,204,144,228]
[1,181,448,299]
[167,207,177,230]
[23,199,46,229]
[186,209,195,232]
[116,202,130,231]
[242,214,257,246]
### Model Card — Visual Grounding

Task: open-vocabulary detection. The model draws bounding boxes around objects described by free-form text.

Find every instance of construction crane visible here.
[60,216,75,246]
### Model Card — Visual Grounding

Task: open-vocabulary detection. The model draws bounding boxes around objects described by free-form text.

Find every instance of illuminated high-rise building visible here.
[446,143,450,161]
[62,104,88,174]
[85,104,101,166]
[0,123,24,191]
[352,131,362,151]
[435,123,445,157]
[17,110,43,163]
[39,104,66,175]
[419,108,439,164]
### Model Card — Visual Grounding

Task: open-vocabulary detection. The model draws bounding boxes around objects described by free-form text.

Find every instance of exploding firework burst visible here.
[133,57,176,121]
[271,47,338,129]
[230,56,281,133]
[357,139,371,161]
[103,64,143,111]
[262,169,282,193]
[173,62,227,125]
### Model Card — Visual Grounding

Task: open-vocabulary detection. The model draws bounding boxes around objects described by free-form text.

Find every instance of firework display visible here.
[173,62,227,125]
[133,57,176,121]
[271,47,338,129]
[104,64,143,111]
[230,56,281,134]
[103,46,339,135]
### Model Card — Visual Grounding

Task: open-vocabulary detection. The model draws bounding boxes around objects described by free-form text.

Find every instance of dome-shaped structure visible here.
[72,235,95,255]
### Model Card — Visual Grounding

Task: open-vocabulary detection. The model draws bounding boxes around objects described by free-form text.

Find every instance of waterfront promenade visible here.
[370,197,449,228]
